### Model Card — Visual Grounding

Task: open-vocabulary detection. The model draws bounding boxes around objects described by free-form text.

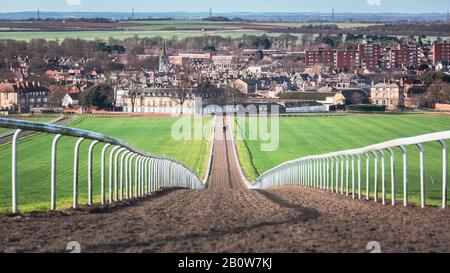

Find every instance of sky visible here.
[0,0,447,14]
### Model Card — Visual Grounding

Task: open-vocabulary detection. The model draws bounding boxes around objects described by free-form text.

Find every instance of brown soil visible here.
[0,116,448,253]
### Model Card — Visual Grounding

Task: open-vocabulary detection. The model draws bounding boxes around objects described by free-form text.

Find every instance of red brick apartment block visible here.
[334,50,360,70]
[358,43,381,69]
[390,44,419,68]
[305,48,334,66]
[433,43,450,65]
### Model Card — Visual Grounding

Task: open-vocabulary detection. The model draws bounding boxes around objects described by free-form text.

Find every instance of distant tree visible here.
[419,81,450,108]
[48,85,66,108]
[80,83,114,109]
[126,71,143,113]
[254,50,264,61]
[175,66,195,115]
[421,72,450,85]
[0,68,14,81]
[203,45,216,52]
[105,71,121,111]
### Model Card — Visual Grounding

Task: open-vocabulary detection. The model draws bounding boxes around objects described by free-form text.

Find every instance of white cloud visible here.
[367,0,381,6]
[66,0,82,6]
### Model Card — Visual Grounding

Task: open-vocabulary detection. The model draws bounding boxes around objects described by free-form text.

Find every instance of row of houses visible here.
[0,81,51,113]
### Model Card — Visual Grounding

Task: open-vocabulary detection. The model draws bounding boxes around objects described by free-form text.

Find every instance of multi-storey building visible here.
[389,44,419,68]
[433,42,450,65]
[334,50,359,70]
[17,81,50,113]
[305,48,334,66]
[358,43,381,69]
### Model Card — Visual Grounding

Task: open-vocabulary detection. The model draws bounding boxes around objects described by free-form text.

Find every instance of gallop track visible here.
[0,117,448,253]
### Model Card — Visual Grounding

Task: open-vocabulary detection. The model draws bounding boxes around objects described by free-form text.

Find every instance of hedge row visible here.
[346,104,387,112]
[279,92,334,101]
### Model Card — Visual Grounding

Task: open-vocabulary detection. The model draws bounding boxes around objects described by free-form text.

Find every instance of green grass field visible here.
[0,29,295,41]
[253,22,381,28]
[234,114,450,206]
[0,116,212,212]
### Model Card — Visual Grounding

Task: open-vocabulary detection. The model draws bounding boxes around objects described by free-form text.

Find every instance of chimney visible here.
[32,80,35,87]
[37,81,40,87]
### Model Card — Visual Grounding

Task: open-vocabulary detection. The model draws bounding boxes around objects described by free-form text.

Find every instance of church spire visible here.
[163,39,167,56]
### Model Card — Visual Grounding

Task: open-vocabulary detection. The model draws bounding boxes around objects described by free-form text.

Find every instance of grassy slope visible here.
[0,116,212,212]
[234,114,450,206]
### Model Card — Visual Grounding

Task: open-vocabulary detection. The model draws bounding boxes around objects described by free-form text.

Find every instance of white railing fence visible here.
[1,119,205,214]
[251,131,449,209]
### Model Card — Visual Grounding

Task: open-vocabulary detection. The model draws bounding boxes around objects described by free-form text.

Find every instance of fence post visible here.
[114,148,126,201]
[345,155,349,196]
[330,158,334,192]
[134,155,140,198]
[51,134,62,210]
[120,151,130,201]
[379,150,386,205]
[371,151,379,203]
[438,140,447,209]
[340,156,344,194]
[417,144,425,208]
[399,146,408,207]
[108,146,120,203]
[11,129,22,214]
[365,153,370,201]
[87,140,99,206]
[326,158,330,191]
[100,144,111,205]
[73,138,85,209]
[124,153,130,199]
[387,148,395,206]
[351,155,355,199]
[357,154,362,200]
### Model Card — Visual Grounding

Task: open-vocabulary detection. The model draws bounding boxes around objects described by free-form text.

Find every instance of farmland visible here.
[0,116,212,212]
[1,19,445,41]
[0,29,285,41]
[234,114,450,206]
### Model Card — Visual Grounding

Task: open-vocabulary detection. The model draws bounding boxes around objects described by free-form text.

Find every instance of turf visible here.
[234,114,450,206]
[0,116,212,212]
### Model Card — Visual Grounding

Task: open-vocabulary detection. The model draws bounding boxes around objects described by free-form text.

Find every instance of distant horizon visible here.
[1,10,449,15]
[0,0,448,14]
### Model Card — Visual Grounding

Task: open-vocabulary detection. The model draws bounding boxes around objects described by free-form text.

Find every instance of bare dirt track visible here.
[0,117,449,253]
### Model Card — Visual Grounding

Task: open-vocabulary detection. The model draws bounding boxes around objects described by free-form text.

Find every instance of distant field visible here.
[0,29,292,41]
[1,19,449,41]
[0,116,212,212]
[253,22,381,28]
[234,114,450,206]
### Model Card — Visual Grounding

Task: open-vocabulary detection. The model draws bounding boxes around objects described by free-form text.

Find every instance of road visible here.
[0,116,448,253]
